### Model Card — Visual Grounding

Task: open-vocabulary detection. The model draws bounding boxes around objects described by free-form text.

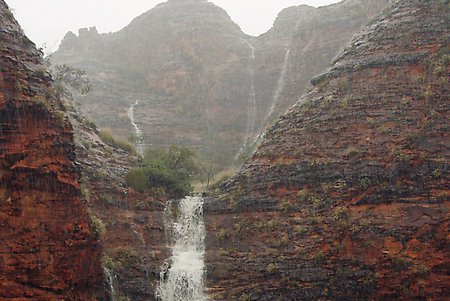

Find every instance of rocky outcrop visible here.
[64,97,168,300]
[0,1,105,299]
[50,0,389,166]
[205,0,449,300]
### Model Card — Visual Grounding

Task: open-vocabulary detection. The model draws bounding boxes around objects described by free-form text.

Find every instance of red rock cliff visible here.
[0,1,104,299]
[205,0,449,300]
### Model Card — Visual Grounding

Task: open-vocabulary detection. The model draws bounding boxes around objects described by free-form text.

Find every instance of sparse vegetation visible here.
[294,225,307,236]
[257,219,282,231]
[126,145,199,197]
[217,229,231,241]
[311,196,327,210]
[266,262,277,274]
[99,129,137,155]
[89,214,106,239]
[52,64,91,95]
[239,293,252,301]
[359,176,372,189]
[102,255,121,271]
[391,148,412,162]
[332,207,349,221]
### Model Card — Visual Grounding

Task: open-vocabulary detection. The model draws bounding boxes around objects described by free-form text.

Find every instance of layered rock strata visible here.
[0,1,105,299]
[51,0,389,165]
[205,0,449,300]
[67,102,169,300]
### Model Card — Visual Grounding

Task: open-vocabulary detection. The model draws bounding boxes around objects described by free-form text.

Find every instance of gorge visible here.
[0,0,448,300]
[50,0,390,166]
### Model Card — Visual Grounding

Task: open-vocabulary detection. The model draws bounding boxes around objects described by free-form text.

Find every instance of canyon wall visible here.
[0,1,105,299]
[50,0,389,165]
[205,0,449,299]
[67,102,169,300]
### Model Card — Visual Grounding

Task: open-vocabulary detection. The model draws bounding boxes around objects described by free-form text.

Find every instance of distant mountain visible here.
[51,0,389,166]
[206,0,450,299]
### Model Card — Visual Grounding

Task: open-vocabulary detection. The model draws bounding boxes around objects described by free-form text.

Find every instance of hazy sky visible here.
[5,0,340,53]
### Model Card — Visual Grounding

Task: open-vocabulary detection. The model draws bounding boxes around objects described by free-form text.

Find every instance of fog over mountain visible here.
[5,0,340,51]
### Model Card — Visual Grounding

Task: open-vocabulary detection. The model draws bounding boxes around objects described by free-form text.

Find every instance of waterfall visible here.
[104,267,117,301]
[127,100,144,156]
[235,40,257,161]
[157,196,208,301]
[266,48,290,121]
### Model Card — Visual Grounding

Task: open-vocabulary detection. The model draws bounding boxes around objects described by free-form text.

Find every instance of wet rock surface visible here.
[0,1,105,299]
[50,0,389,165]
[65,96,169,300]
[205,0,449,300]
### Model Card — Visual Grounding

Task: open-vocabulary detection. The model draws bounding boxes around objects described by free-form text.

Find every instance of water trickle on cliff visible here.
[127,100,144,156]
[266,48,290,120]
[104,267,117,301]
[157,196,208,301]
[235,40,257,161]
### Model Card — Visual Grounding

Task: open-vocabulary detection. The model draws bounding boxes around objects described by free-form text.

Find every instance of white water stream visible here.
[157,196,208,301]
[266,48,291,121]
[127,100,144,157]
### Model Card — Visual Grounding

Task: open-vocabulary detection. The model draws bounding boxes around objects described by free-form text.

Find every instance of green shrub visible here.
[294,225,307,236]
[217,229,231,240]
[311,196,327,210]
[239,293,252,301]
[101,255,121,271]
[267,262,277,274]
[332,207,349,221]
[99,129,136,155]
[126,145,199,197]
[89,214,106,239]
[125,169,148,192]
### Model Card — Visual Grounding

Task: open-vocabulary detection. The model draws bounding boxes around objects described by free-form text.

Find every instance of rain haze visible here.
[6,0,340,52]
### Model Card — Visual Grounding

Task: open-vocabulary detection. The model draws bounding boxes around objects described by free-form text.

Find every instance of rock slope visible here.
[0,1,105,299]
[50,0,389,165]
[205,0,449,300]
[66,100,169,300]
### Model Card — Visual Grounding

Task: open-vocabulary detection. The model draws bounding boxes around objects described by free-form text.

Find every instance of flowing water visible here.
[104,267,117,301]
[235,40,257,160]
[157,196,208,301]
[127,99,144,156]
[266,48,291,120]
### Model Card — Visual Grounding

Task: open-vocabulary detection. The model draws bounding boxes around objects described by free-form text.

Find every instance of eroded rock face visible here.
[67,101,169,300]
[0,1,104,299]
[50,0,389,165]
[205,0,449,300]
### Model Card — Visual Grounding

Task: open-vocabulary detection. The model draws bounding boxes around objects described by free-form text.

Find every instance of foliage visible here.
[239,293,252,301]
[52,64,91,96]
[217,229,231,241]
[99,129,137,155]
[101,255,121,271]
[332,207,349,221]
[126,145,199,197]
[89,214,106,239]
[266,262,277,274]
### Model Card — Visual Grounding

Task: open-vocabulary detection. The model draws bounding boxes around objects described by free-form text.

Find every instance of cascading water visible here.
[235,40,257,161]
[157,196,208,301]
[127,100,144,156]
[104,267,117,301]
[266,48,291,120]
